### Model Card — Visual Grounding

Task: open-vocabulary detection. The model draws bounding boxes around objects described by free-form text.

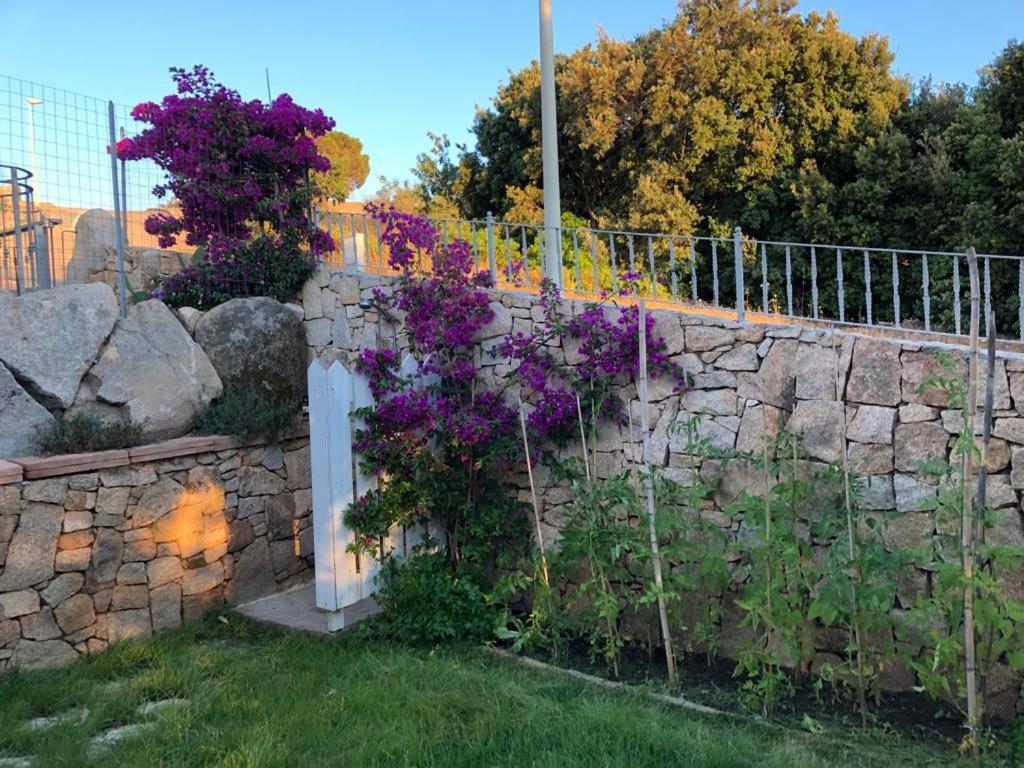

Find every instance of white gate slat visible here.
[309,359,339,613]
[351,370,380,599]
[326,361,361,610]
[310,348,446,630]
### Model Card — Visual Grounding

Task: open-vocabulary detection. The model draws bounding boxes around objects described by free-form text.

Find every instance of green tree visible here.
[313,131,370,201]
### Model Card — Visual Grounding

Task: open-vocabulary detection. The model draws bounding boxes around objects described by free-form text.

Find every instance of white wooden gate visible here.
[307,355,436,631]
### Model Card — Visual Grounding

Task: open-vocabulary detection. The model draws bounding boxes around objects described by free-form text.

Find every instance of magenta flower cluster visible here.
[345,208,686,562]
[496,280,686,439]
[119,66,335,260]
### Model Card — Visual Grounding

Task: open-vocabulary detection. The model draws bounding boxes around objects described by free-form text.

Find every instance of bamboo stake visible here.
[637,300,677,683]
[963,247,981,753]
[833,327,868,726]
[519,403,550,587]
[976,310,997,718]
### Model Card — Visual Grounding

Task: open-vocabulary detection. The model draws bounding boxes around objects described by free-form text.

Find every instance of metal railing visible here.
[315,209,1024,340]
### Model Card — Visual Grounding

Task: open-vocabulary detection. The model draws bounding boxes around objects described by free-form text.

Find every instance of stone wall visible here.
[302,268,1024,710]
[0,433,312,672]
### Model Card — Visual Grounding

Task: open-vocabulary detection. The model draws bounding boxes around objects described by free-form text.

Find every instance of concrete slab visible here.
[234,582,380,635]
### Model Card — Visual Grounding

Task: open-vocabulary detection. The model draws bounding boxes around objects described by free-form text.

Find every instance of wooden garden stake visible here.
[832,327,868,726]
[976,310,997,715]
[962,247,981,754]
[637,300,677,684]
[518,403,550,587]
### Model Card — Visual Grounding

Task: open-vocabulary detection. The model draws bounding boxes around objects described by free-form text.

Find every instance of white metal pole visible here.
[26,98,40,184]
[539,0,562,288]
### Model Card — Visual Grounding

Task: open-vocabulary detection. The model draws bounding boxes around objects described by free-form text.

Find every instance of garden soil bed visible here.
[512,638,973,747]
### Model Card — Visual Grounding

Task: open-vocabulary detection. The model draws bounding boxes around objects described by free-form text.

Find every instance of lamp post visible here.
[539,0,562,287]
[25,98,41,185]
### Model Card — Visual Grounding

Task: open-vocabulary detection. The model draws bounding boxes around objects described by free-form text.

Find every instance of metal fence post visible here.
[107,101,127,317]
[733,226,745,322]
[486,211,497,280]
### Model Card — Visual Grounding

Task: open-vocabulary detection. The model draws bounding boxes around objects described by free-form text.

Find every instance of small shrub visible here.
[362,551,498,646]
[154,236,316,310]
[196,387,299,443]
[36,413,143,456]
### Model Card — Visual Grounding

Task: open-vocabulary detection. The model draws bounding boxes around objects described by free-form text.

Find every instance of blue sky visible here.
[2,1,1022,202]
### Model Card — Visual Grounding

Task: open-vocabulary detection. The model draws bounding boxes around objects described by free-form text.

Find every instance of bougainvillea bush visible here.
[347,205,685,643]
[118,65,336,308]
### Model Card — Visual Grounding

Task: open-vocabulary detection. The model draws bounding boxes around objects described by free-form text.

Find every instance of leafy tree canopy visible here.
[314,130,370,202]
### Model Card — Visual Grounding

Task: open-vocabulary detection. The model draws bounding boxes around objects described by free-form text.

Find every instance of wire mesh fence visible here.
[0,75,190,307]
[5,72,1022,341]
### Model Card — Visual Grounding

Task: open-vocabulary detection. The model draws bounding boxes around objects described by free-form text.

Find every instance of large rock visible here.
[0,283,119,408]
[81,300,222,439]
[0,503,63,591]
[845,338,902,406]
[194,297,307,402]
[0,362,53,457]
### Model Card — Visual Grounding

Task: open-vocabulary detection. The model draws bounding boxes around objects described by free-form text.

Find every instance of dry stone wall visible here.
[306,268,1024,705]
[0,434,312,672]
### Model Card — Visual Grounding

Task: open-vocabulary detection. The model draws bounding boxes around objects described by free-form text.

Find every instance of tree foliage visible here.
[314,131,370,202]
[423,2,1022,261]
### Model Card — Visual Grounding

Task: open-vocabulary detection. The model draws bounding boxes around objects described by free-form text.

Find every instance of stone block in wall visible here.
[12,639,78,670]
[848,442,894,476]
[894,422,949,472]
[845,338,902,406]
[846,405,896,445]
[794,343,836,401]
[151,584,182,632]
[88,529,124,586]
[854,476,895,510]
[40,573,84,606]
[713,343,758,372]
[108,609,151,642]
[899,404,939,423]
[736,338,797,410]
[182,562,223,596]
[0,589,39,618]
[893,474,938,512]
[0,503,63,591]
[786,400,844,463]
[54,594,95,635]
[228,538,276,603]
[238,466,286,497]
[684,325,736,352]
[902,351,964,407]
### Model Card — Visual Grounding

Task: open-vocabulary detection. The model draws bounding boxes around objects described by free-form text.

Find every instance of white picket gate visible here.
[307,355,437,631]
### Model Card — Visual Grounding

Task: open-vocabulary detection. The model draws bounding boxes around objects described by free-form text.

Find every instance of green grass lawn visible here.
[0,614,976,767]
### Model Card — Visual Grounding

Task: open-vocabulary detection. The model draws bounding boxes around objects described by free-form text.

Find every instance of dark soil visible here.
[517,637,973,748]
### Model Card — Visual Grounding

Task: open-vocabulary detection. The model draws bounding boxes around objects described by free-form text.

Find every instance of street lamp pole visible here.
[538,0,562,287]
[25,98,41,184]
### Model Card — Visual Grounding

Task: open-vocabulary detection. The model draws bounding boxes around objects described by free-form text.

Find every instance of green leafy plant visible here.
[35,413,143,456]
[363,550,499,646]
[657,415,732,665]
[195,386,299,443]
[906,351,1024,727]
[731,431,830,713]
[551,459,646,677]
